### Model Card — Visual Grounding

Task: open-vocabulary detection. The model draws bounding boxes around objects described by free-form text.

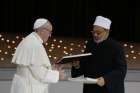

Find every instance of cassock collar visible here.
[32,32,43,44]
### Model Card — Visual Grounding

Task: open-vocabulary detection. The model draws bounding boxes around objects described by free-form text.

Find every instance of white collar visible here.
[32,32,43,43]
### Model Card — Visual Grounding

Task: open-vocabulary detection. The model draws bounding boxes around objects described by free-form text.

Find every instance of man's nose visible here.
[94,33,98,37]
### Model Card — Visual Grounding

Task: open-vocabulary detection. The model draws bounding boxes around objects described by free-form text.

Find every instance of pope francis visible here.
[10,18,64,93]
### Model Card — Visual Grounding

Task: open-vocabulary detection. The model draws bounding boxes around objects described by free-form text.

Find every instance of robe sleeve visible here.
[28,65,59,83]
[103,44,127,93]
[71,61,84,78]
[71,40,91,78]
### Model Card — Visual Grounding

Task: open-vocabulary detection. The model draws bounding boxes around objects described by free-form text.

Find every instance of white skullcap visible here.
[33,18,48,30]
[93,16,111,30]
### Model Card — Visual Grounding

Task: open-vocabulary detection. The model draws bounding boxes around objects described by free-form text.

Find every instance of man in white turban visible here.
[10,18,65,93]
[71,16,127,93]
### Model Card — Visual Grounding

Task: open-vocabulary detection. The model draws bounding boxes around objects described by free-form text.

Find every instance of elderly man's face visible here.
[91,25,109,43]
[38,22,53,43]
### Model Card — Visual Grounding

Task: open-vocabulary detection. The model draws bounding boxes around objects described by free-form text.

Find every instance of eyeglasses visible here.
[91,30,106,36]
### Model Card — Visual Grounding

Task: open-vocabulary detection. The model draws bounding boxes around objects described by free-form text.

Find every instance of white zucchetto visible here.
[33,18,48,30]
[93,16,111,30]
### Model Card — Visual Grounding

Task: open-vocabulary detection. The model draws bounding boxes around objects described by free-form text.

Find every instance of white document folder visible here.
[56,53,92,64]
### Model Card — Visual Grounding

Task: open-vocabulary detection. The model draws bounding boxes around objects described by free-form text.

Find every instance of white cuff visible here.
[44,70,59,83]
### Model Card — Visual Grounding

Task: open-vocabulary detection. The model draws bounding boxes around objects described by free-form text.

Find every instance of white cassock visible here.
[10,32,59,93]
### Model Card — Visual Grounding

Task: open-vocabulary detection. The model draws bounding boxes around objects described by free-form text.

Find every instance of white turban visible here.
[33,18,48,30]
[93,16,111,30]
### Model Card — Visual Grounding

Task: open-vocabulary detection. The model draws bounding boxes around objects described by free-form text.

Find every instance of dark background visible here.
[0,0,138,42]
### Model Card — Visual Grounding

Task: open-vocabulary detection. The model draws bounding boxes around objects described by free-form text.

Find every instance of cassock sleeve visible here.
[27,43,59,83]
[28,65,59,83]
[103,44,127,93]
[71,62,84,78]
[71,40,91,78]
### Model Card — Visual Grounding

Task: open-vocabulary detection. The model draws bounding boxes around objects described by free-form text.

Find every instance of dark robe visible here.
[71,38,127,93]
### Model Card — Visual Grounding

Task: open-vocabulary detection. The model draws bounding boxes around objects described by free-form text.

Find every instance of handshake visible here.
[52,60,80,81]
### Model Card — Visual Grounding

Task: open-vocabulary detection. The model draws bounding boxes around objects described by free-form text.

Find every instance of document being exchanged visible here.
[68,77,97,84]
[56,53,92,64]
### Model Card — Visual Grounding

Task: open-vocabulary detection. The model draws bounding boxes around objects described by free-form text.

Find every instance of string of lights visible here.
[0,33,140,69]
